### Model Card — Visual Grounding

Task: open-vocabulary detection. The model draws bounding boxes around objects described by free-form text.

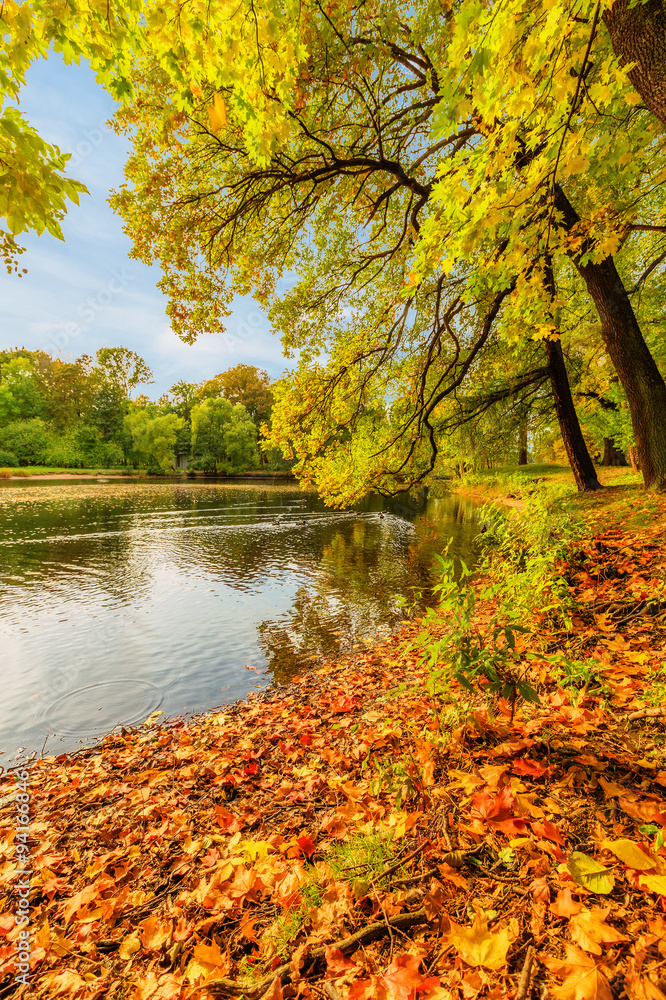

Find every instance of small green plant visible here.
[326,831,400,887]
[418,550,539,714]
[262,872,324,959]
[645,664,666,709]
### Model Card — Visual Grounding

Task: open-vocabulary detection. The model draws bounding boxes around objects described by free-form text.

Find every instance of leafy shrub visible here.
[0,418,49,465]
[0,450,18,467]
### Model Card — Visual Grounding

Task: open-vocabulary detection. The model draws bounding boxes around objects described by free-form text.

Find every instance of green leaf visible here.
[567,852,615,895]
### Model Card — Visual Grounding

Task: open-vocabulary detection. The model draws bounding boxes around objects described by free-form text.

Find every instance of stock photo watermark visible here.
[12,768,32,988]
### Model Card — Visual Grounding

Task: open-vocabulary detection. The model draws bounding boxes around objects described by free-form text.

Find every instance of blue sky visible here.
[0,55,287,397]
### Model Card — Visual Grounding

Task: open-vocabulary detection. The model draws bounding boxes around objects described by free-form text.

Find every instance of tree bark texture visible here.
[554,184,666,489]
[518,415,528,465]
[603,0,666,128]
[544,337,602,490]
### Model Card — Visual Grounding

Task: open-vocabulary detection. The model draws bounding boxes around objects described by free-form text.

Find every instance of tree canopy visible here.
[3,0,666,497]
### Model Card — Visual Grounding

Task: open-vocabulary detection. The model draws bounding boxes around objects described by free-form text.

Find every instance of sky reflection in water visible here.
[0,481,480,760]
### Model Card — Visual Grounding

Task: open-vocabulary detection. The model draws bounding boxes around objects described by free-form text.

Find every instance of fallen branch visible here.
[516,944,536,1000]
[199,909,429,998]
[627,707,666,721]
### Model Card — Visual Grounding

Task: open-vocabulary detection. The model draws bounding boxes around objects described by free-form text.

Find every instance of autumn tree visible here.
[190,397,257,474]
[198,365,272,429]
[96,347,153,400]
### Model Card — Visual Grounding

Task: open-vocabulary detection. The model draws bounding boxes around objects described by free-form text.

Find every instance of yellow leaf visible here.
[569,908,628,955]
[208,92,228,132]
[443,910,512,970]
[119,931,141,960]
[40,970,88,996]
[186,938,230,983]
[139,915,172,952]
[603,839,656,871]
[638,873,666,896]
[567,853,615,895]
[237,839,274,862]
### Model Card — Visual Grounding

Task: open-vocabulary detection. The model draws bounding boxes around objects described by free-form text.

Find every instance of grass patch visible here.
[2,467,135,477]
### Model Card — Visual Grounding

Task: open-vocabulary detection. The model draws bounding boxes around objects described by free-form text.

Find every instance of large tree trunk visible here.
[544,336,602,490]
[602,437,615,466]
[603,0,666,128]
[554,184,666,490]
[517,413,528,465]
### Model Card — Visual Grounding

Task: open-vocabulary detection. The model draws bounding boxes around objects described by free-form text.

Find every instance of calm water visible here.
[0,481,480,761]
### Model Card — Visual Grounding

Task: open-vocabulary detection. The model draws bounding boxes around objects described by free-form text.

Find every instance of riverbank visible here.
[1,469,296,482]
[1,486,665,1000]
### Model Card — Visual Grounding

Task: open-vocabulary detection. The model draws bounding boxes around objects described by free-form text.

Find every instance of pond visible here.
[0,480,481,761]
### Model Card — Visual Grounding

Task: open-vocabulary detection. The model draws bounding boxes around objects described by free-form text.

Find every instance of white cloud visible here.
[1,54,293,394]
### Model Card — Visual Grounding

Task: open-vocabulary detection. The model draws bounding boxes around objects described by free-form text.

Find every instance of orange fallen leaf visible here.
[379,953,440,999]
[569,908,628,955]
[541,943,612,1000]
[551,888,583,918]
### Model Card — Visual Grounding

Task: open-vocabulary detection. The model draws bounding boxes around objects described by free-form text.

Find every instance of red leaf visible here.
[513,758,548,778]
[325,947,356,976]
[379,953,440,999]
[296,834,316,859]
[532,820,566,846]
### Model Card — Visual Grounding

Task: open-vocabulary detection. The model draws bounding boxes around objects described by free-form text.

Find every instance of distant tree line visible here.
[0,348,288,474]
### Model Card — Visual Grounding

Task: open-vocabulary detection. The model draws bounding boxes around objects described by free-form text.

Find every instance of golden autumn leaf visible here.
[442,910,513,970]
[551,888,583,917]
[119,930,141,960]
[638,873,666,897]
[603,840,656,871]
[186,938,230,983]
[40,969,87,996]
[541,944,612,1000]
[569,908,628,955]
[208,92,228,132]
[567,853,615,895]
[139,915,172,952]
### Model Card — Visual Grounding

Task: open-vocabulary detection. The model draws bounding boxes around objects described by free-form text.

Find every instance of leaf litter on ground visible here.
[1,487,666,1000]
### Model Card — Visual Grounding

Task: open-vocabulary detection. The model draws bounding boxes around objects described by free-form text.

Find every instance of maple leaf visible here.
[130,972,183,1000]
[325,946,356,976]
[569,907,628,955]
[442,911,512,970]
[40,969,87,996]
[379,953,440,1000]
[62,884,98,925]
[296,834,316,858]
[186,938,230,983]
[551,889,583,917]
[139,915,172,952]
[541,943,612,1000]
[472,786,528,835]
[513,758,548,778]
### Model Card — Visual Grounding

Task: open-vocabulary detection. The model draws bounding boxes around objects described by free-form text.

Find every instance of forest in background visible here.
[0,341,640,478]
[0,347,290,473]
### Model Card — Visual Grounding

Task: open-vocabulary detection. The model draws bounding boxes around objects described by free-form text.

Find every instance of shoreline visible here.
[1,486,665,999]
[1,470,297,482]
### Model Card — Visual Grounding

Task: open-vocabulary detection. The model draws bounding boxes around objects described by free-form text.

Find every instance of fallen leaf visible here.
[443,910,512,970]
[296,834,316,858]
[139,915,171,952]
[567,853,615,895]
[638,873,666,896]
[569,907,628,955]
[603,839,656,871]
[551,888,583,917]
[325,946,356,976]
[541,943,612,1000]
[379,953,440,999]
